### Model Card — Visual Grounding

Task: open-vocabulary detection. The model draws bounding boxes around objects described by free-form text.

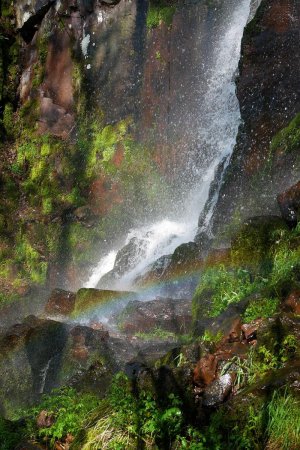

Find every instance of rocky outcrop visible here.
[208,0,300,239]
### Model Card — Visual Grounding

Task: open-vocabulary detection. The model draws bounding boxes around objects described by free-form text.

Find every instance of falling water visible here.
[84,0,251,293]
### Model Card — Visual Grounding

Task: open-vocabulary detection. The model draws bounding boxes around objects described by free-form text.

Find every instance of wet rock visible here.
[101,0,121,5]
[278,181,300,227]
[171,242,201,265]
[36,409,55,428]
[73,288,136,318]
[193,353,218,387]
[202,373,233,406]
[16,1,56,42]
[136,254,172,284]
[39,96,74,139]
[73,206,97,226]
[45,289,76,316]
[241,319,263,341]
[227,318,242,343]
[117,297,192,335]
[207,0,300,237]
[284,290,300,314]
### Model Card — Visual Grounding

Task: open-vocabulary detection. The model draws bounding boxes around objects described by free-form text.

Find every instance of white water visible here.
[85,250,117,288]
[84,0,251,292]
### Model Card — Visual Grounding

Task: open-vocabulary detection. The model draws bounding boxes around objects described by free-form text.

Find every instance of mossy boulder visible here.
[231,216,288,275]
[72,288,136,318]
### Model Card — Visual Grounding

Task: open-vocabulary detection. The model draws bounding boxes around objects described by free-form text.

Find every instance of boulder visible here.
[36,409,55,428]
[283,290,300,314]
[45,289,76,316]
[117,297,192,335]
[193,353,218,387]
[15,0,56,41]
[241,319,263,341]
[72,288,136,318]
[277,181,300,227]
[202,373,233,406]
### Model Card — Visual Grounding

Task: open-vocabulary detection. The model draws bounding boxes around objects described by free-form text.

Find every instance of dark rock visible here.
[241,319,263,341]
[16,1,56,42]
[171,242,201,265]
[117,297,192,335]
[101,0,121,5]
[277,181,300,227]
[45,289,76,316]
[283,290,300,314]
[202,373,233,406]
[207,0,300,237]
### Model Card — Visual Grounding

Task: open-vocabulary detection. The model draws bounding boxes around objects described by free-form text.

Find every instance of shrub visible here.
[20,387,99,447]
[81,373,185,449]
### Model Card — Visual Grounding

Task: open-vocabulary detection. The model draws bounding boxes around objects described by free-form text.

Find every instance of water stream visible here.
[84,0,251,294]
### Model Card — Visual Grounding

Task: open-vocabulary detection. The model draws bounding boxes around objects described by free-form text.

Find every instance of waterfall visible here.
[84,0,251,294]
[38,357,53,394]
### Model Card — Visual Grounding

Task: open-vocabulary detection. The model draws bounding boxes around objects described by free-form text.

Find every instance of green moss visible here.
[135,327,177,341]
[231,217,288,276]
[15,236,48,284]
[270,113,300,154]
[147,1,176,29]
[3,102,14,137]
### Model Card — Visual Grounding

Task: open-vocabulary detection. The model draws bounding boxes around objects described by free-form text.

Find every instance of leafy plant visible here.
[19,387,99,447]
[81,373,185,449]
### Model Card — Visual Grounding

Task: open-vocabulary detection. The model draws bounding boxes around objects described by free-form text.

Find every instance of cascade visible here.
[84,0,251,296]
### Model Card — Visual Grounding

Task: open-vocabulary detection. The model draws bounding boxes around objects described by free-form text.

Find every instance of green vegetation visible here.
[18,387,99,447]
[0,417,22,450]
[193,265,261,318]
[147,1,176,29]
[194,387,300,450]
[201,330,223,345]
[13,373,200,449]
[243,297,279,323]
[135,327,177,341]
[193,221,300,321]
[270,112,300,154]
[267,389,300,450]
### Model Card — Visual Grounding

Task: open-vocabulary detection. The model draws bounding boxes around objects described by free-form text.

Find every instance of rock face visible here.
[117,297,192,335]
[277,180,300,227]
[208,0,300,238]
[45,288,76,315]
